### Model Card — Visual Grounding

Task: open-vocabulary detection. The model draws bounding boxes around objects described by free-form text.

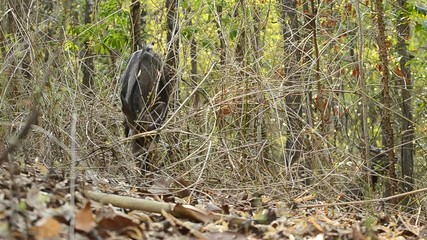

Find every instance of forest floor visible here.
[0,161,426,240]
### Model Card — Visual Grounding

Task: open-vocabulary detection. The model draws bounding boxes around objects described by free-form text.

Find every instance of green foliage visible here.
[181,25,196,40]
[66,0,130,55]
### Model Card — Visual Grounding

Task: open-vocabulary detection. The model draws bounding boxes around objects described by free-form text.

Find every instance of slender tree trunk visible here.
[216,4,226,65]
[166,0,179,70]
[251,2,268,161]
[81,0,94,93]
[188,9,197,88]
[183,6,199,159]
[130,0,142,52]
[304,0,322,131]
[374,0,397,198]
[165,0,179,109]
[252,3,261,63]
[165,0,180,163]
[234,0,245,65]
[189,27,199,106]
[281,0,303,165]
[214,2,226,135]
[396,0,414,196]
[355,0,371,189]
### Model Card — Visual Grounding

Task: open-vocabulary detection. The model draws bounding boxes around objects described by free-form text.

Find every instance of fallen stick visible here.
[85,190,249,225]
[86,191,174,213]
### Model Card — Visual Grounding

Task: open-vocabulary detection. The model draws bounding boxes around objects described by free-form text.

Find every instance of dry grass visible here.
[0,1,424,212]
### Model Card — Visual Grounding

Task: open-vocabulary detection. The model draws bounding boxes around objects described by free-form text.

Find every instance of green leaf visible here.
[18,200,27,211]
[364,216,378,230]
[417,101,426,114]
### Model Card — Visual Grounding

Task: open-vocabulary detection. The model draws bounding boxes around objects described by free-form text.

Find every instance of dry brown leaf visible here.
[317,215,339,227]
[174,177,192,198]
[393,66,404,77]
[161,209,208,240]
[127,210,153,223]
[219,104,232,116]
[173,204,213,223]
[31,218,61,240]
[288,219,314,236]
[309,216,324,233]
[352,66,360,77]
[203,202,222,213]
[124,226,145,239]
[97,210,140,232]
[294,193,316,203]
[75,202,96,233]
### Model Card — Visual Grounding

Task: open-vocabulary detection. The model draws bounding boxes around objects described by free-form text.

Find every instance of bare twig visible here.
[299,187,427,208]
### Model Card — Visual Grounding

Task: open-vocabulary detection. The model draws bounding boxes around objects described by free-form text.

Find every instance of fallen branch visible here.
[86,190,249,225]
[86,191,175,213]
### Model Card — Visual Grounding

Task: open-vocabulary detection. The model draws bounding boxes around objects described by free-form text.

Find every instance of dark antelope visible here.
[120,46,171,170]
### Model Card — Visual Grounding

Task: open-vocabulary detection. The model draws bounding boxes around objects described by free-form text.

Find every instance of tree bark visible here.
[355,0,371,188]
[281,0,303,165]
[165,0,179,110]
[81,0,94,93]
[374,0,397,198]
[396,0,414,195]
[216,4,226,65]
[130,0,142,52]
[166,0,179,70]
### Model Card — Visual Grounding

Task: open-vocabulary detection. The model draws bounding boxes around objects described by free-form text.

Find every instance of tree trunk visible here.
[355,0,371,189]
[189,22,199,107]
[81,0,94,93]
[396,0,414,196]
[252,3,268,161]
[281,0,303,165]
[216,4,226,65]
[166,0,179,70]
[165,0,179,109]
[130,0,142,52]
[374,0,397,198]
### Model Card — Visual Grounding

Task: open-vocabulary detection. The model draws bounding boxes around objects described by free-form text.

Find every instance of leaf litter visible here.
[0,168,426,240]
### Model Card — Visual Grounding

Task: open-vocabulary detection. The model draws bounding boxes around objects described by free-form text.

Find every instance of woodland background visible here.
[1,0,427,208]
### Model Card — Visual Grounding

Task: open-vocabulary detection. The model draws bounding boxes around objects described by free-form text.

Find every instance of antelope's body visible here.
[120,46,171,170]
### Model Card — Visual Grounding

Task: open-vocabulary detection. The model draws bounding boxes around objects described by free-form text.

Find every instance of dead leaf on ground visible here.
[148,176,192,200]
[97,210,140,232]
[31,217,62,240]
[75,202,96,233]
[294,193,316,204]
[173,204,213,223]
